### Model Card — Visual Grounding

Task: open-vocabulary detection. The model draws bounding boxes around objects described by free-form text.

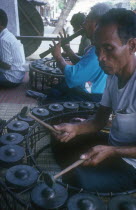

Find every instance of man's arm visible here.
[62,44,81,64]
[0,39,12,70]
[51,41,67,71]
[54,105,112,142]
[81,145,136,166]
[76,105,112,135]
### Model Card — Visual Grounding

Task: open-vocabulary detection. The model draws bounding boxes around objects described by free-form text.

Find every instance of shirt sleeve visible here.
[64,47,102,88]
[0,39,12,65]
[100,76,113,108]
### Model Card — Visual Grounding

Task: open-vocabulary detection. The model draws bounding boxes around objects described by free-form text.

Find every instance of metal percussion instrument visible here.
[67,193,106,210]
[80,102,95,110]
[63,102,79,112]
[108,195,136,210]
[32,107,50,119]
[6,165,39,190]
[29,58,64,91]
[17,114,35,126]
[48,103,64,113]
[0,145,25,166]
[0,133,24,145]
[31,182,68,209]
[7,120,29,135]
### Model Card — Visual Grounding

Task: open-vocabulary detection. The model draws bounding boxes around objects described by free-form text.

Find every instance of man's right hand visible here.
[53,123,79,142]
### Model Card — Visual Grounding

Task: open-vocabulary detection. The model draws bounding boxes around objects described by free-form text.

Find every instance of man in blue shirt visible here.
[50,3,111,102]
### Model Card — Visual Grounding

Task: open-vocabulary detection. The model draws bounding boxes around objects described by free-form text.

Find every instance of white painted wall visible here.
[0,0,20,35]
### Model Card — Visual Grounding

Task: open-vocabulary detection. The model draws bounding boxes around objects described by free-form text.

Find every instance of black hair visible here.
[87,3,112,22]
[0,9,8,27]
[70,12,86,28]
[98,8,136,44]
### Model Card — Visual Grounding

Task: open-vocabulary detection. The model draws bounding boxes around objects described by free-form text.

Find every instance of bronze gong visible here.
[0,133,24,145]
[6,165,39,189]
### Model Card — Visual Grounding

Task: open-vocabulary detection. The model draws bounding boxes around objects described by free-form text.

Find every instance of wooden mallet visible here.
[20,106,60,134]
[43,158,86,187]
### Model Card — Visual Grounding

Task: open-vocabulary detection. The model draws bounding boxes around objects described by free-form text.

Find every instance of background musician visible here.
[66,12,91,56]
[0,9,25,88]
[47,3,111,103]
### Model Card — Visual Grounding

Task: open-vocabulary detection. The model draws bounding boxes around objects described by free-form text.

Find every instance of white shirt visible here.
[101,71,136,168]
[0,28,25,83]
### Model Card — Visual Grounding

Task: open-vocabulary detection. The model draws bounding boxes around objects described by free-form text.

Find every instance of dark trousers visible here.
[51,132,136,193]
[0,74,20,88]
[47,81,102,103]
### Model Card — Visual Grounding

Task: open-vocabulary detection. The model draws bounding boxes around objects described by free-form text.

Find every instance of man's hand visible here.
[59,29,71,52]
[53,123,80,142]
[81,145,116,166]
[50,40,62,59]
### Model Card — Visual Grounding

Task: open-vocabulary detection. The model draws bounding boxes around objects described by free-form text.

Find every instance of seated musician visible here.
[67,12,91,56]
[0,9,25,88]
[48,3,111,103]
[52,8,136,193]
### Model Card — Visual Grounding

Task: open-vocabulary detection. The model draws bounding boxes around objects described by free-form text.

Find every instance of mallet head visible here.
[20,106,29,118]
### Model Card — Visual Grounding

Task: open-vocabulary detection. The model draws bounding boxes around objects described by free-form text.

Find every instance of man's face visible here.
[72,24,80,33]
[94,24,131,75]
[82,15,96,40]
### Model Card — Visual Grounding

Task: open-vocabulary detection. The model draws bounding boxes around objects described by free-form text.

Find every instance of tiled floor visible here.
[0,103,37,121]
[0,69,37,121]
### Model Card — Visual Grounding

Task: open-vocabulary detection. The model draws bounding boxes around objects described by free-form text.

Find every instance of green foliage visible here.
[130,2,136,10]
[58,0,65,9]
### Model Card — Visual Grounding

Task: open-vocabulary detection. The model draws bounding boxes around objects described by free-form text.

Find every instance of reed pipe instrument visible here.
[39,28,84,58]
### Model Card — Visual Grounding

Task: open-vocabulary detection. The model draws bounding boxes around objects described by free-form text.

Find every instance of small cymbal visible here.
[108,195,136,210]
[0,133,24,145]
[0,145,25,165]
[18,114,35,126]
[48,103,64,113]
[80,102,95,110]
[63,102,79,111]
[67,193,106,210]
[7,120,29,135]
[31,182,68,209]
[32,107,50,119]
[6,165,39,189]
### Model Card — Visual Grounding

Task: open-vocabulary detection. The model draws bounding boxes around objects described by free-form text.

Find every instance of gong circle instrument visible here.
[0,101,135,210]
[31,182,68,209]
[0,133,24,145]
[0,145,25,166]
[29,57,65,91]
[7,120,29,135]
[6,165,39,190]
[67,193,106,210]
[26,102,136,197]
[32,107,50,119]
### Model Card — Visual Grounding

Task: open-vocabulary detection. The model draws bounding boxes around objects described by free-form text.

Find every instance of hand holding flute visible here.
[39,28,84,58]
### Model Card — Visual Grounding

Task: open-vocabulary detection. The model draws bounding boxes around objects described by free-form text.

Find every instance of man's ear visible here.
[128,38,136,54]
